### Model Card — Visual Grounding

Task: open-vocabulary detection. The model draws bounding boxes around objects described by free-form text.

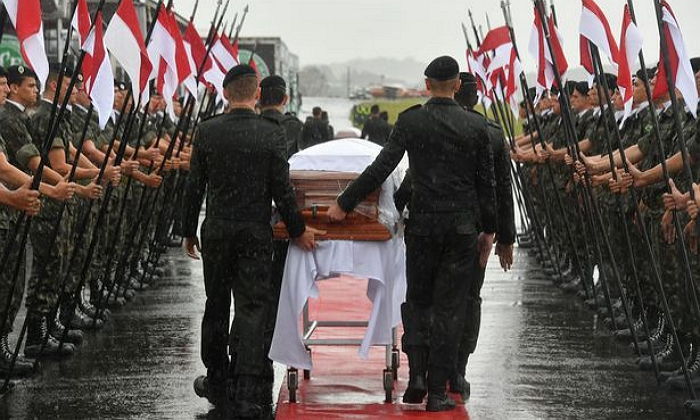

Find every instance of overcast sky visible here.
[172,0,700,71]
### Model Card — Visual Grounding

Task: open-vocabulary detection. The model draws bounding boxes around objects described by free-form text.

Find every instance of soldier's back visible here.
[195,109,286,227]
[399,98,491,215]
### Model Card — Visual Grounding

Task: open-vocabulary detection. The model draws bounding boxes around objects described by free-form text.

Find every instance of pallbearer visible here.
[183,64,318,418]
[328,56,497,412]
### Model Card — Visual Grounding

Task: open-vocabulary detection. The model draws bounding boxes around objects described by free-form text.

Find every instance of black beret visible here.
[114,80,127,91]
[424,56,459,81]
[691,57,700,75]
[223,64,257,88]
[635,68,655,83]
[0,66,6,79]
[260,75,286,90]
[604,73,618,91]
[6,65,36,85]
[565,80,578,95]
[574,81,589,96]
[459,72,477,85]
[48,62,74,78]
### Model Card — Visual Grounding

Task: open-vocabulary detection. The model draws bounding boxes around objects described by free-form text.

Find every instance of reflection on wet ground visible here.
[1,246,688,419]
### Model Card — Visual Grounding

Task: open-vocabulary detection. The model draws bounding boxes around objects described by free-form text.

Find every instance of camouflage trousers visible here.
[0,224,26,334]
[26,198,67,315]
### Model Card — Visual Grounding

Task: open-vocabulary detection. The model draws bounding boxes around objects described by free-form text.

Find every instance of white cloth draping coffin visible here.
[268,139,407,370]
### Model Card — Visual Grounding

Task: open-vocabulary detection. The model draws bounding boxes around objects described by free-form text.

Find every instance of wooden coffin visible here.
[273,171,391,241]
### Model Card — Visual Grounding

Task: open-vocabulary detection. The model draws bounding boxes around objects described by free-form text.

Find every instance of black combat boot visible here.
[194,371,227,407]
[638,335,684,372]
[614,317,645,342]
[81,293,109,322]
[638,318,668,356]
[402,348,428,404]
[24,314,75,358]
[232,375,263,418]
[0,335,35,377]
[667,337,700,391]
[426,369,456,412]
[50,317,83,346]
[449,353,470,403]
[59,299,93,331]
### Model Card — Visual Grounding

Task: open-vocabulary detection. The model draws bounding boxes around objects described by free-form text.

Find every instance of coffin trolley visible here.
[269,139,407,404]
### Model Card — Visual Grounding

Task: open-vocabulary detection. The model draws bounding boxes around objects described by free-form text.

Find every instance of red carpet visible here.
[275,277,470,419]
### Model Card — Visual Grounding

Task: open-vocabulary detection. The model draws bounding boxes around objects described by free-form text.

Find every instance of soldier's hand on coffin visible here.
[8,179,41,216]
[327,203,348,222]
[495,243,514,272]
[77,181,103,200]
[661,210,676,245]
[184,236,201,260]
[49,180,77,201]
[477,232,495,269]
[293,227,324,251]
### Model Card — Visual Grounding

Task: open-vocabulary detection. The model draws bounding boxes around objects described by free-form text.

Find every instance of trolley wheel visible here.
[287,368,298,403]
[391,349,400,381]
[304,347,312,380]
[383,368,394,403]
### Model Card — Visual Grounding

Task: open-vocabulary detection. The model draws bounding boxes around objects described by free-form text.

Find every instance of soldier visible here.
[450,72,515,401]
[0,65,78,358]
[300,106,328,149]
[183,64,319,417]
[257,73,304,414]
[361,105,392,146]
[259,75,303,157]
[25,63,108,356]
[328,56,497,412]
[0,65,44,378]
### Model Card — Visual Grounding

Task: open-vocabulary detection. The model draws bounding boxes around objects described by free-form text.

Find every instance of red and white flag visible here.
[211,32,237,71]
[71,0,95,91]
[579,0,620,85]
[104,0,153,103]
[478,26,523,113]
[529,8,567,102]
[2,0,49,89]
[81,12,114,129]
[183,22,225,101]
[617,5,643,125]
[71,0,91,45]
[166,10,197,101]
[653,1,697,118]
[466,47,491,108]
[147,5,195,118]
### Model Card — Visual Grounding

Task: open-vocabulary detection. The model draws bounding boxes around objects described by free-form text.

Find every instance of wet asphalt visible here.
[0,243,690,419]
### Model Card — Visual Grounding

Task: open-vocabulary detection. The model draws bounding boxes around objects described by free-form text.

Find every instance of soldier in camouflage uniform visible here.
[0,65,43,377]
[25,64,111,356]
[0,65,78,358]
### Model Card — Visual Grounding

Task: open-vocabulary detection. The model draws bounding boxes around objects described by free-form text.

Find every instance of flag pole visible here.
[0,4,7,45]
[533,0,621,323]
[502,0,595,301]
[587,42,648,359]
[0,0,111,392]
